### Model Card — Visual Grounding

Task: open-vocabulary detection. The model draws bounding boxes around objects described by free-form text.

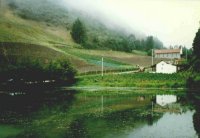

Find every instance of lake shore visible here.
[75,72,188,89]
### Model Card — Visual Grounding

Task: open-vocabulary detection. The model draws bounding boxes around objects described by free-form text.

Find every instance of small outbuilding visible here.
[154,61,177,74]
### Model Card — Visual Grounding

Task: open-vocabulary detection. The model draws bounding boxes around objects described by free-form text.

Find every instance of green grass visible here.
[0,15,68,46]
[57,46,131,68]
[76,73,187,88]
[132,50,147,56]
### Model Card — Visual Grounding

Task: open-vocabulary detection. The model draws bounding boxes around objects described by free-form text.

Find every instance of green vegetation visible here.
[191,28,200,74]
[193,28,200,60]
[0,43,76,85]
[76,73,187,88]
[132,50,147,56]
[57,46,130,68]
[186,28,200,92]
[186,75,200,90]
[0,57,76,84]
[71,19,87,44]
[0,42,139,74]
[0,14,70,46]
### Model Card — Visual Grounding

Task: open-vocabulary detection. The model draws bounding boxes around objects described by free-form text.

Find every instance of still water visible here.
[0,88,199,138]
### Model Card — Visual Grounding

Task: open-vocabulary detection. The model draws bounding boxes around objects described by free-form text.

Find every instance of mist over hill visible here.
[2,0,164,53]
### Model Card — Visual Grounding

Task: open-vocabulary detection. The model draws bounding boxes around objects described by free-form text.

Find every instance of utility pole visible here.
[152,49,154,66]
[151,101,154,117]
[101,57,104,78]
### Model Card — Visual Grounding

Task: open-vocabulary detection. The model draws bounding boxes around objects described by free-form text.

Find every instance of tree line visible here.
[0,56,76,85]
[71,19,164,54]
[186,27,200,91]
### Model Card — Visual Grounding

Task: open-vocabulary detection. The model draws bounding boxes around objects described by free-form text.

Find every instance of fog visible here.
[62,0,200,48]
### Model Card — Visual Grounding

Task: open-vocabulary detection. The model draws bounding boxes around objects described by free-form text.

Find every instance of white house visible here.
[156,61,177,74]
[156,95,177,106]
[154,48,182,59]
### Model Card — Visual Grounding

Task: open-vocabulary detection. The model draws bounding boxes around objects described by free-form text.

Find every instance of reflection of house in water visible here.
[156,95,177,106]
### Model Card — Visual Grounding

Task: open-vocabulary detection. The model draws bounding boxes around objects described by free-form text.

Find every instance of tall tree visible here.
[145,36,154,55]
[71,18,87,44]
[145,36,154,51]
[193,28,200,59]
[127,34,136,50]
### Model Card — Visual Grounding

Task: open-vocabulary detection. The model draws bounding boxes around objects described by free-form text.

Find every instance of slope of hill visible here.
[0,0,165,73]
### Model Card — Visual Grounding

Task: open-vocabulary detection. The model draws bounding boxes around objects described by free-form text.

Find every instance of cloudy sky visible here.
[64,0,200,48]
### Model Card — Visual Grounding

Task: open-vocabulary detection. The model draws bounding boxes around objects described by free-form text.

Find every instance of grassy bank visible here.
[76,73,188,88]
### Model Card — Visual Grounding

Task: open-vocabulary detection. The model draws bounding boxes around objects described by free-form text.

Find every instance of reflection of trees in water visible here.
[65,107,163,138]
[0,88,76,124]
[187,90,200,137]
[193,111,200,137]
[66,117,89,138]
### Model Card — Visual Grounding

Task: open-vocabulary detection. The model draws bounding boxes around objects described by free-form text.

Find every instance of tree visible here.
[127,34,136,50]
[71,18,87,44]
[145,36,154,51]
[193,28,200,59]
[146,36,154,56]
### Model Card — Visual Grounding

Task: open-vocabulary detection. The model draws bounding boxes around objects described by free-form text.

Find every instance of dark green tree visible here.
[193,28,200,59]
[146,36,154,56]
[127,34,136,50]
[71,18,87,44]
[145,36,154,51]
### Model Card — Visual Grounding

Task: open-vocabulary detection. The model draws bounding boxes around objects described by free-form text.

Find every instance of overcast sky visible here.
[64,0,200,48]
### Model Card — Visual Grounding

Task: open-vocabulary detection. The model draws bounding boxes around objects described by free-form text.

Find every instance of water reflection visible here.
[0,88,76,124]
[193,111,200,138]
[187,90,200,137]
[0,89,199,138]
[124,111,197,138]
[156,95,177,106]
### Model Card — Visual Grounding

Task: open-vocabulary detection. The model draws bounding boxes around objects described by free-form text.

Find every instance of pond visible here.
[0,88,199,138]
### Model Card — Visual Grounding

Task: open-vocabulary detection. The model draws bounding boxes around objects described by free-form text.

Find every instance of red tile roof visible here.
[154,49,181,54]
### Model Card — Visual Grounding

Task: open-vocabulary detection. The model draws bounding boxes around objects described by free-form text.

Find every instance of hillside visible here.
[0,0,165,73]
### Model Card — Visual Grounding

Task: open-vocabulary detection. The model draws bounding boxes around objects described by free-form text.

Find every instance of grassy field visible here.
[0,9,74,46]
[76,73,187,88]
